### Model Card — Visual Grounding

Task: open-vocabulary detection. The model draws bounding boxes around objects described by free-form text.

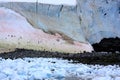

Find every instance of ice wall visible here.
[0,0,120,52]
[77,0,120,43]
[0,0,76,6]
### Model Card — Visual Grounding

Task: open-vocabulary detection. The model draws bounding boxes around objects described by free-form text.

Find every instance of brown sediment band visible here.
[0,49,120,65]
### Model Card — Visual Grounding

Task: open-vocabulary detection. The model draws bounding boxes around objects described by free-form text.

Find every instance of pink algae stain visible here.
[32,29,62,41]
[73,41,84,46]
[0,10,5,16]
[0,27,13,33]
[0,22,15,32]
[0,11,17,32]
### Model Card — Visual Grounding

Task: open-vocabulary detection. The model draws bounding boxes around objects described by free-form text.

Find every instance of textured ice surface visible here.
[0,0,76,6]
[77,0,120,43]
[0,58,120,80]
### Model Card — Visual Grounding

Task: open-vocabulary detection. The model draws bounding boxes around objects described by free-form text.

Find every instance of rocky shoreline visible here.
[0,49,120,65]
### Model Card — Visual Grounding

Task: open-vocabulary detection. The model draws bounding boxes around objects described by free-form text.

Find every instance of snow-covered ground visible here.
[0,57,120,80]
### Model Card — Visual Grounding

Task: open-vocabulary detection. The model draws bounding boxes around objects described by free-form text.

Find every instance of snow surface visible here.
[0,58,120,80]
[0,7,93,53]
[0,0,77,6]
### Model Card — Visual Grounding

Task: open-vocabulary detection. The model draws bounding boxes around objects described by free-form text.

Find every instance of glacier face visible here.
[77,0,120,43]
[0,0,120,44]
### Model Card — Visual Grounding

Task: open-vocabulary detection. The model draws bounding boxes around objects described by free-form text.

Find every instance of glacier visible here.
[0,0,120,53]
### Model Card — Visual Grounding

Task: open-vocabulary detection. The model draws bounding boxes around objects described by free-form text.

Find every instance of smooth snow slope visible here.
[0,0,77,6]
[0,7,93,53]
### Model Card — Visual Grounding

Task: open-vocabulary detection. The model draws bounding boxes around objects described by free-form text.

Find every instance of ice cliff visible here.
[0,0,120,53]
[77,0,120,43]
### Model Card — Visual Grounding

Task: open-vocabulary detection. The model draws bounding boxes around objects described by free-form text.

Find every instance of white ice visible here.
[0,0,77,6]
[0,58,120,80]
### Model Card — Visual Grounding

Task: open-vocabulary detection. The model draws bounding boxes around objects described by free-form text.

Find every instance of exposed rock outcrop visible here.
[92,37,120,52]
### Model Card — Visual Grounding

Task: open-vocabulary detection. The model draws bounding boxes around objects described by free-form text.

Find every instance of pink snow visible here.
[0,7,93,53]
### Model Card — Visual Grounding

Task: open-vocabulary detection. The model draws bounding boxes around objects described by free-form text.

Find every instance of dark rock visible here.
[0,49,120,65]
[92,37,120,52]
